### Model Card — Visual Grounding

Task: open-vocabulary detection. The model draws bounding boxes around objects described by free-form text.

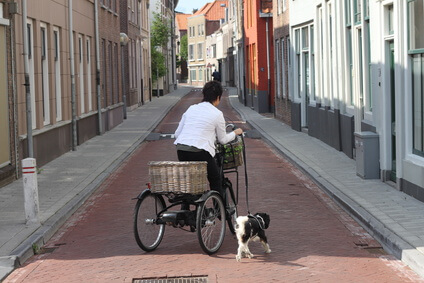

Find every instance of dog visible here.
[235,212,271,261]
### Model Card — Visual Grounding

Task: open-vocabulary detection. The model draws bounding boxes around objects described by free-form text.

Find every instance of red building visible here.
[244,0,274,113]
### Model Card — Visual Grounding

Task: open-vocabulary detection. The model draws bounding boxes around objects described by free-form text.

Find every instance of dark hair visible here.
[202,81,223,103]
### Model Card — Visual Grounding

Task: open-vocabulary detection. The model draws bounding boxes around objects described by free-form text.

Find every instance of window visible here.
[79,35,85,113]
[408,0,424,52]
[295,29,300,98]
[27,21,36,128]
[345,0,353,105]
[275,40,281,97]
[412,55,424,156]
[41,24,50,125]
[354,0,361,24]
[282,38,287,98]
[86,38,92,111]
[197,43,203,60]
[189,44,194,60]
[199,67,203,82]
[408,0,424,156]
[190,69,197,81]
[53,28,62,121]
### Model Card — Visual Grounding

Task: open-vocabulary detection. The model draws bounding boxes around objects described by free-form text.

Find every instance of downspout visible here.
[241,0,246,106]
[94,0,102,134]
[21,0,33,157]
[10,4,19,175]
[266,16,271,112]
[68,0,77,150]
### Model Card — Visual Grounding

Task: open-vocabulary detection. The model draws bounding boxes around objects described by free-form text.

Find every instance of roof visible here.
[176,13,191,30]
[193,0,228,21]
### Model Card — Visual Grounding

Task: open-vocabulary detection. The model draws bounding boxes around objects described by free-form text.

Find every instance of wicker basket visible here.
[148,161,208,194]
[222,137,244,169]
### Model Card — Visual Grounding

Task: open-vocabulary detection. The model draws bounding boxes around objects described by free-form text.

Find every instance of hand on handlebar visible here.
[234,128,243,136]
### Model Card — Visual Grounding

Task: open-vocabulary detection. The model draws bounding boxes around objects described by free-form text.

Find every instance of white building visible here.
[289,0,424,202]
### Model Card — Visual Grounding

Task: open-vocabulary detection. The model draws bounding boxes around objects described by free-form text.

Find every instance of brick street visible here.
[4,90,423,283]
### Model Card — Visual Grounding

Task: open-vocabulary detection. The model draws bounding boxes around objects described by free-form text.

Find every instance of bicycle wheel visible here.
[196,192,226,254]
[224,179,238,234]
[134,191,165,252]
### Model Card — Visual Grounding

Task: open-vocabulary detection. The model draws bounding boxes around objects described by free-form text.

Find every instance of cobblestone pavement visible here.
[4,90,423,283]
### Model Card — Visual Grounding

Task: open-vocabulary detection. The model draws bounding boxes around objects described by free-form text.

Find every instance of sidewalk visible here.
[227,87,424,279]
[0,86,194,281]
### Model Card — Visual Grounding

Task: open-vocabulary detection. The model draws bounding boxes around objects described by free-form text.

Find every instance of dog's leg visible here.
[244,241,254,259]
[258,231,271,253]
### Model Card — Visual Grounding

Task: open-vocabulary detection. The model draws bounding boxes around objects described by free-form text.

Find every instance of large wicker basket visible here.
[148,161,208,194]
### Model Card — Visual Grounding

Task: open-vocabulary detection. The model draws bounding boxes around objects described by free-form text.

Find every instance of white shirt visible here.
[174,102,236,157]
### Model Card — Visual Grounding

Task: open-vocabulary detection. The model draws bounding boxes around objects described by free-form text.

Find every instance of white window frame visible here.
[41,23,50,125]
[197,42,203,60]
[189,44,194,61]
[282,38,287,98]
[275,39,281,97]
[53,27,62,121]
[79,34,85,113]
[27,20,36,129]
[86,38,92,111]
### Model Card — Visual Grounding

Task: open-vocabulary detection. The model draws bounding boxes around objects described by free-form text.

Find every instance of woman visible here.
[174,81,243,194]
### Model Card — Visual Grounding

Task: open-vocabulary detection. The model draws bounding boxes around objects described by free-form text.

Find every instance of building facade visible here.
[244,0,274,113]
[273,0,291,125]
[288,0,424,202]
[187,0,227,86]
[0,0,153,187]
[150,0,178,94]
[175,12,190,83]
[120,0,151,110]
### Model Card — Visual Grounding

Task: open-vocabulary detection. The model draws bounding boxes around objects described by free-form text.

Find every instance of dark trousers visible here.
[177,150,222,194]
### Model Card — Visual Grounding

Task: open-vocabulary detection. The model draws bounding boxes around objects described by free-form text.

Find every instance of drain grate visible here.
[133,276,208,283]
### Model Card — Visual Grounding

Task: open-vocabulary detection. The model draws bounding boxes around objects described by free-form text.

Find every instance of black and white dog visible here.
[235,212,271,261]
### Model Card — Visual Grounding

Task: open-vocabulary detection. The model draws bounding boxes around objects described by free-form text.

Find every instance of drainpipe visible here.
[94,0,102,134]
[10,4,19,175]
[69,0,77,151]
[241,0,247,106]
[21,0,33,157]
[266,16,271,112]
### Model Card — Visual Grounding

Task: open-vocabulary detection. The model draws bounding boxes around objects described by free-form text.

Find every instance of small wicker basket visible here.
[221,137,244,169]
[148,161,208,194]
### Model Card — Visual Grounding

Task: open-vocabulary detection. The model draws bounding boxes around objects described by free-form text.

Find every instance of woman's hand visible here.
[234,128,243,136]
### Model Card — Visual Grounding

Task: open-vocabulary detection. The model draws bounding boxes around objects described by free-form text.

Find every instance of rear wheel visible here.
[196,192,226,254]
[134,191,165,252]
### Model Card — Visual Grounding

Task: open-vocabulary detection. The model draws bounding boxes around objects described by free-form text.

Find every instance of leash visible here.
[241,134,251,215]
[241,133,266,231]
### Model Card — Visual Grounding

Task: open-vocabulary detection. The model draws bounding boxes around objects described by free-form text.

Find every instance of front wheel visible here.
[224,179,238,234]
[134,190,166,252]
[196,192,226,254]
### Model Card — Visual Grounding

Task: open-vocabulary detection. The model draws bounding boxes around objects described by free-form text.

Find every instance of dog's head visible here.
[255,212,270,229]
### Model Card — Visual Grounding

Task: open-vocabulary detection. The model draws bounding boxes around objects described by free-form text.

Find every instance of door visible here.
[0,26,10,166]
[389,41,396,182]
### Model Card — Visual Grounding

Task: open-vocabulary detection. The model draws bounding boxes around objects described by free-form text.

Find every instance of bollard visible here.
[22,158,40,225]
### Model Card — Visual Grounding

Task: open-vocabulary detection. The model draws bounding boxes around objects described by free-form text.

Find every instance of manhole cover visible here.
[133,275,208,283]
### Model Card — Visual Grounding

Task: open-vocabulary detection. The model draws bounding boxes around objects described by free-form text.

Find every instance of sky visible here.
[175,0,210,14]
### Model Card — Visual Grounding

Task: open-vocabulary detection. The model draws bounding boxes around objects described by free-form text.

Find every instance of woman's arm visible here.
[174,113,186,138]
[215,113,237,144]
